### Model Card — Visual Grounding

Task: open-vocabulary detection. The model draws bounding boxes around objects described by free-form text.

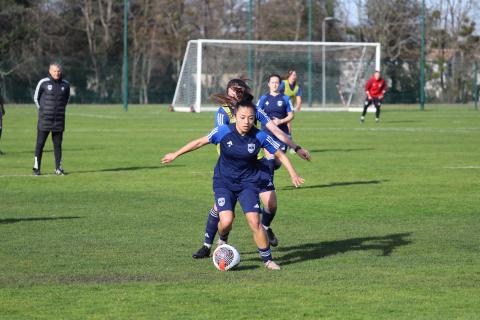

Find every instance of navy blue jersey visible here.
[208,124,279,191]
[256,93,293,135]
[215,105,271,127]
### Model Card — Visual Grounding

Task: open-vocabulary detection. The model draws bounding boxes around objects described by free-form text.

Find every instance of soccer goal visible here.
[171,39,381,112]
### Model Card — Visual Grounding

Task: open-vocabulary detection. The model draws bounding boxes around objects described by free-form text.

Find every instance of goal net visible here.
[171,39,381,112]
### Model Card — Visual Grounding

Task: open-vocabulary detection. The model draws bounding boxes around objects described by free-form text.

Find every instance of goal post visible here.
[171,39,381,112]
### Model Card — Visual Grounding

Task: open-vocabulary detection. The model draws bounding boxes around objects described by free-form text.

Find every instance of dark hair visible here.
[284,69,297,83]
[268,73,282,82]
[227,78,250,93]
[235,92,255,109]
[210,93,237,108]
[210,78,252,109]
[235,95,257,121]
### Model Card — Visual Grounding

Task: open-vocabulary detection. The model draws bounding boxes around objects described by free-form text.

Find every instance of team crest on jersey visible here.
[61,86,65,91]
[47,85,53,91]
[227,141,233,147]
[247,143,256,153]
[277,100,283,107]
[217,197,225,207]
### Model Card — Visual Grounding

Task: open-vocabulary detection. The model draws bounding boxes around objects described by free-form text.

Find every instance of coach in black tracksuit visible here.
[33,63,70,176]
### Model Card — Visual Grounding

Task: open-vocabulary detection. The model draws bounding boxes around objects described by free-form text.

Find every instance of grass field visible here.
[0,104,479,319]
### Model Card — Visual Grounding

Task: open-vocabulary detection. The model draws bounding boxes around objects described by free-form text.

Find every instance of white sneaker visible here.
[265,260,281,270]
[360,116,365,123]
[375,118,380,123]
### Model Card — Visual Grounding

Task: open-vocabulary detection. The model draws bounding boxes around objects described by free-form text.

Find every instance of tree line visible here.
[1,0,478,104]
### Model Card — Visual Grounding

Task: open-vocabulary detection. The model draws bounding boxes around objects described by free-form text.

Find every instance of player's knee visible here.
[246,217,262,232]
[219,213,234,227]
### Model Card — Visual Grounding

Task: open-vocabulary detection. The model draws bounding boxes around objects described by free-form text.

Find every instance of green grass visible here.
[0,104,479,319]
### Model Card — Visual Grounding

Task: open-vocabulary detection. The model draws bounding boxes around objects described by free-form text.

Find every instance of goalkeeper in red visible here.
[360,71,387,123]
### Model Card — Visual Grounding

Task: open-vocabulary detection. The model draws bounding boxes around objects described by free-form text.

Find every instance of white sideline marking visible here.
[69,128,205,133]
[444,166,480,169]
[294,127,480,133]
[69,113,120,119]
[69,112,161,120]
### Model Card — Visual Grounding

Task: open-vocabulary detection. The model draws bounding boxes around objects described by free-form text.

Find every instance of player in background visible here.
[0,93,5,155]
[162,95,305,270]
[192,79,311,259]
[280,69,302,153]
[360,70,387,123]
[280,69,302,112]
[256,74,294,245]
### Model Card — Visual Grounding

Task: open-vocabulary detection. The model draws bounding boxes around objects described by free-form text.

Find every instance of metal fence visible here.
[1,57,479,108]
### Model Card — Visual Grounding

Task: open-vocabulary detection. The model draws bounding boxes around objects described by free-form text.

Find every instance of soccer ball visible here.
[212,244,240,271]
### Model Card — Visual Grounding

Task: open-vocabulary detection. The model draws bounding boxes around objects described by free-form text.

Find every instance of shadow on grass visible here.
[70,164,185,174]
[309,148,375,153]
[281,179,389,191]
[0,216,82,224]
[234,264,259,271]
[273,233,412,266]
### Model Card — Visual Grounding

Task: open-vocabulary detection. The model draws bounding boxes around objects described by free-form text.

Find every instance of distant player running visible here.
[162,95,305,270]
[360,70,387,123]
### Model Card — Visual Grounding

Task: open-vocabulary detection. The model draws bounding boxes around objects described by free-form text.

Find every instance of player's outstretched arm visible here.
[274,149,305,188]
[265,121,311,161]
[162,136,210,164]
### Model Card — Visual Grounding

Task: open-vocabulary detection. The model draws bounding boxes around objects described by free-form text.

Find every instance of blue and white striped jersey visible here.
[208,124,279,191]
[256,93,293,135]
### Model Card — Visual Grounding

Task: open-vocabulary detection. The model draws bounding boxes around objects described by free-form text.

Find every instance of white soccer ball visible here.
[212,244,240,271]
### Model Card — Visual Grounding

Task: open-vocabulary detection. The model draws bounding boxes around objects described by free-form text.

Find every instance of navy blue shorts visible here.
[214,187,260,214]
[258,158,275,193]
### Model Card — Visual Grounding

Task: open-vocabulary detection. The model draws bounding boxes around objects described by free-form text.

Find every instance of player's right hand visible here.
[161,153,176,164]
[291,175,305,188]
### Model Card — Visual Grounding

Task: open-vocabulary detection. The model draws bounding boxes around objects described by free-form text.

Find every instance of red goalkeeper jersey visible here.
[365,76,387,98]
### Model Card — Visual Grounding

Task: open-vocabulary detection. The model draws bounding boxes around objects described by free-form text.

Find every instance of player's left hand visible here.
[296,148,311,161]
[291,175,305,188]
[379,95,384,100]
[161,153,177,164]
[272,118,281,125]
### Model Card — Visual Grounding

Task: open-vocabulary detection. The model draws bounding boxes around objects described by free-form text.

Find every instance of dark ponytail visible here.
[235,92,256,112]
[210,78,252,109]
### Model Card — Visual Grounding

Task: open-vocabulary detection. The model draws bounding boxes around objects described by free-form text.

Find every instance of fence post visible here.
[474,61,478,111]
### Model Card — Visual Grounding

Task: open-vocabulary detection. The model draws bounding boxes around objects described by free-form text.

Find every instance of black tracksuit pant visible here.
[362,97,382,118]
[34,129,63,170]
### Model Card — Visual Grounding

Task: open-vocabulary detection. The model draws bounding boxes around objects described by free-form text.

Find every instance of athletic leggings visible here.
[34,130,63,169]
[362,97,382,118]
